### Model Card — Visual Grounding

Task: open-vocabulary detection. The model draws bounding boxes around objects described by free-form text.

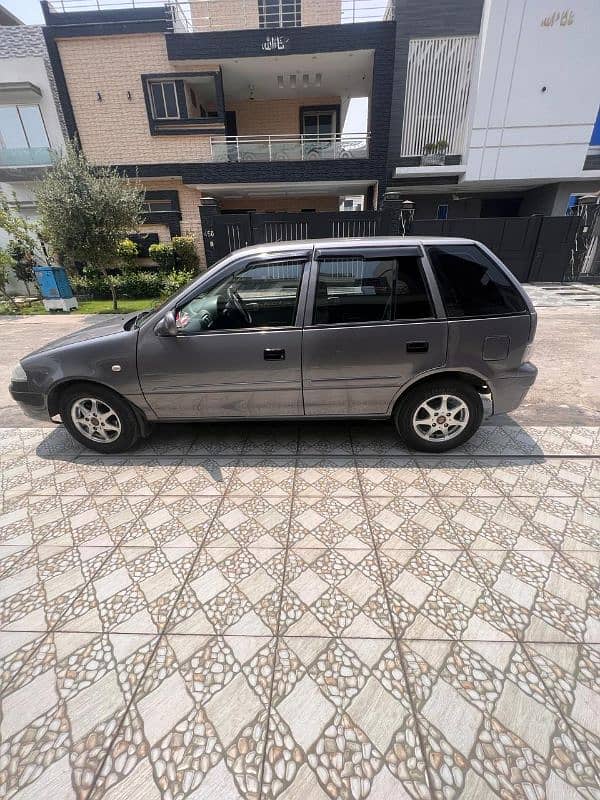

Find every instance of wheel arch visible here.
[48,378,151,435]
[389,369,491,417]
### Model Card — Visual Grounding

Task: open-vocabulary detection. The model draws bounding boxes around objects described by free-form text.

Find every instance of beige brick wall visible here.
[303,0,341,26]
[231,96,341,136]
[219,195,339,211]
[56,34,222,165]
[138,223,172,243]
[191,0,259,31]
[190,0,340,31]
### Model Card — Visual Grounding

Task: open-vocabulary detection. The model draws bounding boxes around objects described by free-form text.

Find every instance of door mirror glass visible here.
[154,310,178,337]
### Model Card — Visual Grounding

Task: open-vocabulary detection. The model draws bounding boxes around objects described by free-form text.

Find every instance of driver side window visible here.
[176,258,305,334]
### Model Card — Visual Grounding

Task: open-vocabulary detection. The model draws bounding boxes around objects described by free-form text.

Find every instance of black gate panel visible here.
[202,213,252,265]
[411,216,542,281]
[528,216,581,282]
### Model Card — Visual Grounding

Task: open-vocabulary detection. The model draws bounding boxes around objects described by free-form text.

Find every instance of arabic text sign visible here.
[541,9,574,27]
[261,35,290,52]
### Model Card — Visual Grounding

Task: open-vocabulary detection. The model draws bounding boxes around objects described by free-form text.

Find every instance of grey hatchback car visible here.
[10,237,537,453]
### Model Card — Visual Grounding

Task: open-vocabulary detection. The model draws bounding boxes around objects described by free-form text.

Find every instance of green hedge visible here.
[70,271,164,299]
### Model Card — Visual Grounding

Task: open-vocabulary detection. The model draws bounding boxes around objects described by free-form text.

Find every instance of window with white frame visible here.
[148,81,180,120]
[258,0,301,28]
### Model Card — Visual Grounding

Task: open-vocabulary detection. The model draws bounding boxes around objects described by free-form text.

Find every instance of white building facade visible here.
[0,20,66,293]
[387,0,600,220]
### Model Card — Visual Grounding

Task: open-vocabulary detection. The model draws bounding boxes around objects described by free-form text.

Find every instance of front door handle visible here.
[406,341,429,353]
[264,348,285,360]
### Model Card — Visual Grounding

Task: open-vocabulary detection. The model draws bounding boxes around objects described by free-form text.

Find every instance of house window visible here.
[144,199,175,213]
[436,203,448,220]
[302,109,337,138]
[143,72,224,134]
[259,0,301,28]
[149,81,180,120]
[0,104,49,149]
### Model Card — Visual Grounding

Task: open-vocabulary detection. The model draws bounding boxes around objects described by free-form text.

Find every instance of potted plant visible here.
[421,139,449,166]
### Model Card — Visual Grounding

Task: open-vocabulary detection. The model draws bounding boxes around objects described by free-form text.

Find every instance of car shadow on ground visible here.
[30,417,547,466]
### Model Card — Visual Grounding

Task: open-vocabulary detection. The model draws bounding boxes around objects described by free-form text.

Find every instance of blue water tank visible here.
[33,266,75,300]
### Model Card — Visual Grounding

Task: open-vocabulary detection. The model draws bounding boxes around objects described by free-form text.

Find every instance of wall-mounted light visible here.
[289,74,296,88]
[248,83,256,101]
[302,74,309,88]
[315,73,322,88]
[277,75,284,89]
[96,92,102,102]
[127,90,132,101]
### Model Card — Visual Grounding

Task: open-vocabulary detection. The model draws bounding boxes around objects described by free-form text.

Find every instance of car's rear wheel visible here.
[59,383,140,453]
[394,380,483,452]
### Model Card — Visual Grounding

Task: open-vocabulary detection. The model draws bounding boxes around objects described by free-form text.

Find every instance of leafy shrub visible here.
[161,269,194,298]
[117,238,139,268]
[172,236,199,272]
[148,242,177,271]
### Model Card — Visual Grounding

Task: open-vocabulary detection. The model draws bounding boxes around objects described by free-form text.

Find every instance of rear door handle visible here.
[264,348,285,360]
[406,341,429,353]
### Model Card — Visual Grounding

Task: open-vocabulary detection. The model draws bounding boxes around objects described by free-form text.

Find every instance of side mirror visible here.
[154,310,178,337]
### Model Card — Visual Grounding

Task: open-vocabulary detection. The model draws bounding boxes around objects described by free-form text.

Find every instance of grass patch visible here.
[0,298,160,316]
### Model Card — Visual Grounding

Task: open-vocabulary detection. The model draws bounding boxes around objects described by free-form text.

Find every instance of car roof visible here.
[223,236,476,259]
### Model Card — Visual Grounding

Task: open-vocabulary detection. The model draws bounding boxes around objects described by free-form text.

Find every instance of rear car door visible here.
[302,246,448,416]
[137,251,310,418]
[424,242,535,396]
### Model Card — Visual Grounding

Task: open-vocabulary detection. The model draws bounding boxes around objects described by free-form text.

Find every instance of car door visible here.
[302,245,448,416]
[137,250,310,419]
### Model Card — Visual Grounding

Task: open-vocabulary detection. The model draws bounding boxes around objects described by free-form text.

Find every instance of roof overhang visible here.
[0,82,43,102]
[188,179,375,198]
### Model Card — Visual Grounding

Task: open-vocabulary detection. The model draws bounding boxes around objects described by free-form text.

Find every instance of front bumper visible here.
[9,381,51,422]
[491,362,538,415]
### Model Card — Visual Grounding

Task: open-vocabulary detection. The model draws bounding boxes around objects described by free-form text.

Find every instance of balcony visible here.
[0,147,53,167]
[46,0,393,32]
[210,133,369,162]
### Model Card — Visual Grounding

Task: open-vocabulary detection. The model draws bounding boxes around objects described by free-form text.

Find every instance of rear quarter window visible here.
[426,244,527,318]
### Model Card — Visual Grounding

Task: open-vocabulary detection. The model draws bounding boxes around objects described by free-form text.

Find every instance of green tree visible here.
[0,247,19,312]
[35,144,144,310]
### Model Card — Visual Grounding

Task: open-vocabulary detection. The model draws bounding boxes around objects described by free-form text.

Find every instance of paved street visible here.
[0,302,599,799]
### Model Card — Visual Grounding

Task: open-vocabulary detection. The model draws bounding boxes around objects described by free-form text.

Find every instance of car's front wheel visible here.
[394,380,483,452]
[59,383,140,453]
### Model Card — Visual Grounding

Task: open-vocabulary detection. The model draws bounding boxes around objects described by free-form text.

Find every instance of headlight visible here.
[10,363,27,382]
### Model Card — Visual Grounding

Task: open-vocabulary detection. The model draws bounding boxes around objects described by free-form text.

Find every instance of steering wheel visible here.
[227,286,253,326]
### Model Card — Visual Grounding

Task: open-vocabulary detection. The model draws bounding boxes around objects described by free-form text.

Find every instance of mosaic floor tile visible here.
[229,457,296,497]
[0,425,599,799]
[158,457,238,495]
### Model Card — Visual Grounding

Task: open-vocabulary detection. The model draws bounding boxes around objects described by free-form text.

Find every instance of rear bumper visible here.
[491,362,537,415]
[9,382,51,422]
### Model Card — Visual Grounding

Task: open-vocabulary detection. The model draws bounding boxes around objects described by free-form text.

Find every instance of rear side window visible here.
[313,254,433,325]
[426,244,527,318]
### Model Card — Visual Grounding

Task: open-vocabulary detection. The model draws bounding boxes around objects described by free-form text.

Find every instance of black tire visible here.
[394,379,483,453]
[59,383,140,454]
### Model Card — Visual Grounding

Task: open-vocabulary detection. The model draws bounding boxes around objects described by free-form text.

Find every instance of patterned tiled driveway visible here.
[1,422,599,800]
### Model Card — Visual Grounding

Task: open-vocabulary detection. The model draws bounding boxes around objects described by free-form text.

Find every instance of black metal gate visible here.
[410,215,581,282]
[201,210,387,266]
[200,207,583,282]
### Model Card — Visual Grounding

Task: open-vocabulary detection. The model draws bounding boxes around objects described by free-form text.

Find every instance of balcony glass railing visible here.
[47,1,393,32]
[0,147,53,167]
[210,133,370,163]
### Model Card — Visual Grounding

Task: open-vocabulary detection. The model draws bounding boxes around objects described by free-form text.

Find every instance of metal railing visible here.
[47,0,393,31]
[0,147,54,168]
[210,132,370,162]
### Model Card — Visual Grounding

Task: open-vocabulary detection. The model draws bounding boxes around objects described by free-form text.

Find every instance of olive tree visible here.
[36,144,145,310]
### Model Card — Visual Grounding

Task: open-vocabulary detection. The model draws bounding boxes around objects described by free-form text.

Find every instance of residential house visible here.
[42,0,395,266]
